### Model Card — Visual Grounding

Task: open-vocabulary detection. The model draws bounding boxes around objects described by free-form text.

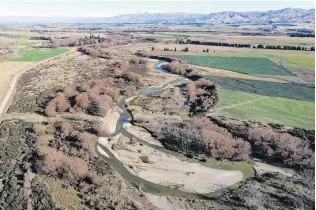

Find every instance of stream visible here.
[95,62,246,199]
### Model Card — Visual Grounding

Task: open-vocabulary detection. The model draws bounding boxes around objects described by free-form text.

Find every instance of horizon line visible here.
[0,7,314,18]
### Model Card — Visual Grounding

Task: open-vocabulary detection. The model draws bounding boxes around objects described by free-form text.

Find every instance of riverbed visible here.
[95,61,254,200]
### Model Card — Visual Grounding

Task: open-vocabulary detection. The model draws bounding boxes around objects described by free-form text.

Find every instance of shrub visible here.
[63,85,78,98]
[163,60,185,75]
[75,93,90,110]
[60,122,74,137]
[43,73,135,117]
[120,60,130,71]
[202,128,250,160]
[33,124,46,136]
[78,132,96,150]
[187,83,197,101]
[164,124,204,153]
[101,94,113,106]
[45,102,57,117]
[248,127,314,168]
[173,87,184,106]
[114,67,122,77]
[125,85,137,97]
[98,101,109,116]
[190,78,218,114]
[43,148,89,183]
[193,117,251,160]
[96,124,107,137]
[78,82,90,92]
[83,172,103,185]
[122,72,139,82]
[53,92,71,112]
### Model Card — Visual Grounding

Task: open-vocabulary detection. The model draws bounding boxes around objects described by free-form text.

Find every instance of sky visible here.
[0,0,314,17]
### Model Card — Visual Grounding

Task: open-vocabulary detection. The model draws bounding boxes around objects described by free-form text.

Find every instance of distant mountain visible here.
[0,8,314,25]
[101,8,315,25]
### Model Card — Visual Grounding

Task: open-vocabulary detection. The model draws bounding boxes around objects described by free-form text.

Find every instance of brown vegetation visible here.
[248,127,314,168]
[189,78,218,114]
[44,77,121,117]
[150,116,251,160]
[161,60,200,78]
[79,44,113,59]
[193,117,251,160]
[208,115,315,169]
[42,55,150,118]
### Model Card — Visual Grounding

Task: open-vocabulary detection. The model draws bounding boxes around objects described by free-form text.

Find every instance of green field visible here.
[0,33,23,39]
[11,48,69,62]
[171,55,293,76]
[264,53,315,69]
[158,50,262,57]
[216,89,315,130]
[205,75,315,101]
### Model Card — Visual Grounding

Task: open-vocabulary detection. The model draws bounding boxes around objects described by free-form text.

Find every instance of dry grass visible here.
[8,51,111,113]
[37,175,84,210]
[0,61,35,103]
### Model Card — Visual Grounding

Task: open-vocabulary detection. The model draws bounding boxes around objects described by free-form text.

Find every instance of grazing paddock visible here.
[213,89,315,130]
[205,75,314,101]
[195,64,296,83]
[172,55,293,76]
[264,53,315,70]
[11,48,69,62]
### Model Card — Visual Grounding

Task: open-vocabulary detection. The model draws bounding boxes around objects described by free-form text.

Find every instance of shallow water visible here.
[95,61,253,199]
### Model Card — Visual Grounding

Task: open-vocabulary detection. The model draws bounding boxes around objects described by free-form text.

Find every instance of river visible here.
[95,62,253,199]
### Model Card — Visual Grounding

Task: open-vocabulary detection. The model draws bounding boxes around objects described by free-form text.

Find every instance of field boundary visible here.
[216,96,267,111]
[171,55,294,76]
[0,49,74,115]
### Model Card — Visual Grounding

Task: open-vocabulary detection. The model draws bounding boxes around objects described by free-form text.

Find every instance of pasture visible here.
[172,55,294,76]
[156,32,315,47]
[125,42,314,71]
[205,75,315,101]
[215,89,315,130]
[11,48,69,62]
[264,52,315,69]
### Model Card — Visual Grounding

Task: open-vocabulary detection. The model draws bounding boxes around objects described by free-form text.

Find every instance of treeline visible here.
[179,39,251,48]
[289,33,315,38]
[178,39,315,51]
[162,47,188,52]
[30,36,51,40]
[256,44,314,51]
[43,35,106,48]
